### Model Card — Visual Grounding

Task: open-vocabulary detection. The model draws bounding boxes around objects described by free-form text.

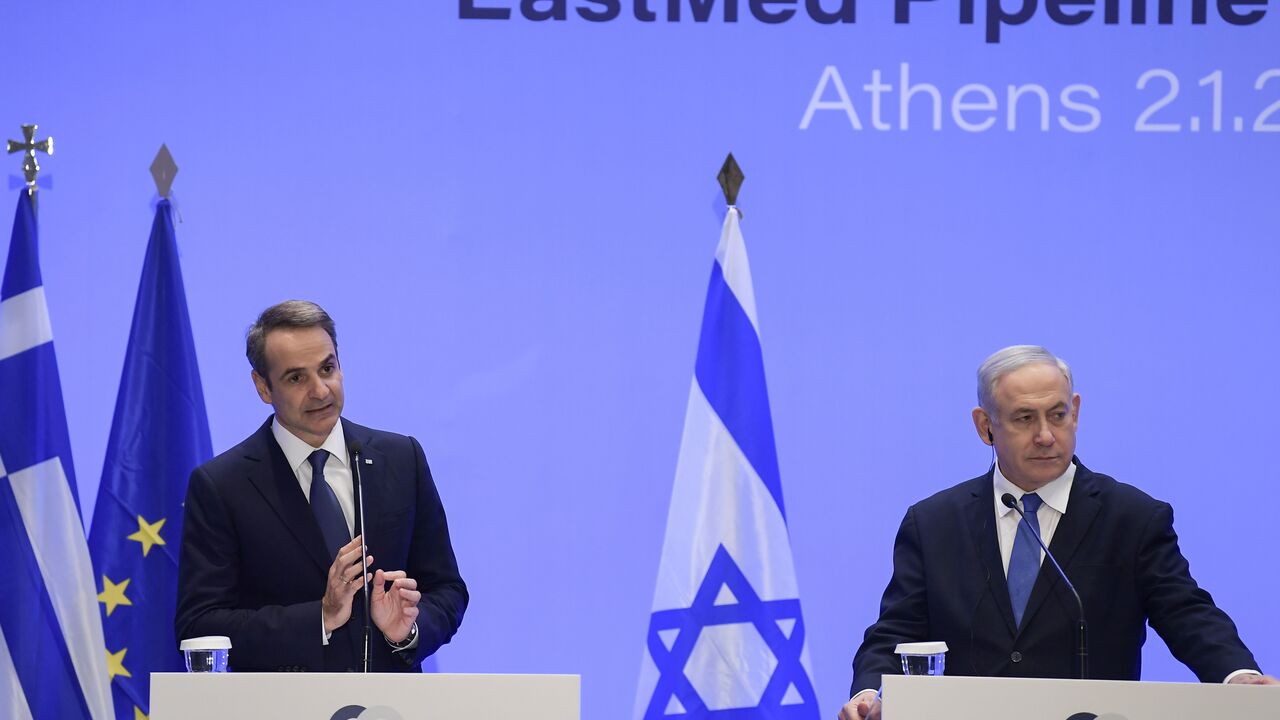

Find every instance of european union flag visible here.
[635,202,819,718]
[0,190,113,719]
[88,199,212,720]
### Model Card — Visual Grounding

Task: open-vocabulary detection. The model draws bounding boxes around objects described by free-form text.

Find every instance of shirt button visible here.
[1010,651,1023,663]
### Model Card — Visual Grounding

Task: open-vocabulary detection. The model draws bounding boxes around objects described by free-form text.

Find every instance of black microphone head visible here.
[349,441,363,456]
[1000,493,1018,509]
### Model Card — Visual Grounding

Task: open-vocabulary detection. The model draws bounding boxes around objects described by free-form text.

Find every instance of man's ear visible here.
[252,370,273,405]
[972,407,994,445]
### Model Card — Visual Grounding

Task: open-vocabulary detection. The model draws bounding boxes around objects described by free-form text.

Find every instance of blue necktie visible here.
[1008,493,1044,629]
[308,450,350,559]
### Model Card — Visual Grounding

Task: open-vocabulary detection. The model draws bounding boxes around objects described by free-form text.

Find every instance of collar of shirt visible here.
[271,417,349,477]
[272,417,356,536]
[992,460,1076,576]
[993,460,1075,518]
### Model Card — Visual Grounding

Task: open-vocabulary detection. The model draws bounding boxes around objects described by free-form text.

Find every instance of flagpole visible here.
[88,143,213,720]
[634,154,820,719]
[2,123,113,720]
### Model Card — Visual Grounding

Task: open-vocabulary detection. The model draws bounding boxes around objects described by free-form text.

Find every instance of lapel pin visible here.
[364,459,373,465]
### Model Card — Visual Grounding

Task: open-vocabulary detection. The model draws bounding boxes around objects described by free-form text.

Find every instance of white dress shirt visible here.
[272,418,355,536]
[993,461,1075,577]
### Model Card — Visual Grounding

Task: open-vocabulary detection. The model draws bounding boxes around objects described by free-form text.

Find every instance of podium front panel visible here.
[882,675,1277,719]
[151,672,579,720]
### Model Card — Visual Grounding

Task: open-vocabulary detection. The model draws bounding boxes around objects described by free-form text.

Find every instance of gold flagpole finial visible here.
[151,144,178,198]
[717,153,744,207]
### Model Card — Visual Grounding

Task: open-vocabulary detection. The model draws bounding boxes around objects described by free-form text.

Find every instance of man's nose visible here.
[308,376,330,398]
[1034,419,1055,445]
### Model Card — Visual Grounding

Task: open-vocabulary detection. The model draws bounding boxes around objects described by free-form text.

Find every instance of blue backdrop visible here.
[8,2,1278,717]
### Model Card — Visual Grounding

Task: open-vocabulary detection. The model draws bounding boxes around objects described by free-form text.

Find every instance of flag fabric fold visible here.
[0,190,113,720]
[635,207,819,719]
[88,199,212,720]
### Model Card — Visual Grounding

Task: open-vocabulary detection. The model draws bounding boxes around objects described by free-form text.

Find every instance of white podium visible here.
[882,675,1278,719]
[150,672,579,720]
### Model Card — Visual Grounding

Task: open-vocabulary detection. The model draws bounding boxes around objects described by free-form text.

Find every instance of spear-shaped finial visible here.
[151,144,178,198]
[7,124,53,196]
[717,153,744,207]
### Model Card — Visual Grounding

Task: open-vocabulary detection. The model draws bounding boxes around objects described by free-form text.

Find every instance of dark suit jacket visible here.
[175,417,467,672]
[851,459,1257,693]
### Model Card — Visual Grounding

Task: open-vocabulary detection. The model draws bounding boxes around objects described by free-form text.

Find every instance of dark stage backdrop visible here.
[8,2,1277,717]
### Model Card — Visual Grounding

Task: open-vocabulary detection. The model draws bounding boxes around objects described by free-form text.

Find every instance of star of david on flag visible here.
[635,200,818,719]
[0,189,113,720]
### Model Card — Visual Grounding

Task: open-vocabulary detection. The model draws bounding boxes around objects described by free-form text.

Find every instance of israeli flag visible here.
[0,191,113,720]
[635,207,819,719]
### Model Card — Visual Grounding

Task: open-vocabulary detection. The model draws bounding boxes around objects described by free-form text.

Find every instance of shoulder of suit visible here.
[909,474,987,514]
[341,418,419,454]
[1074,464,1166,511]
[192,420,274,479]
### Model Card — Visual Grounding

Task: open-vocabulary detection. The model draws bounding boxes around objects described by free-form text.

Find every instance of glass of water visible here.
[894,641,948,676]
[179,636,231,673]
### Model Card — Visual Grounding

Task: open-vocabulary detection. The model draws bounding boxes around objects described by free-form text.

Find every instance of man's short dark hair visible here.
[246,300,338,383]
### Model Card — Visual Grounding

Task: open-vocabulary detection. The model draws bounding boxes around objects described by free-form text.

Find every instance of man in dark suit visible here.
[840,346,1275,720]
[175,300,467,672]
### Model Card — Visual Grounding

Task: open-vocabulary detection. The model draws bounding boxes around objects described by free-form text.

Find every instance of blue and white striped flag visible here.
[635,206,819,719]
[0,190,113,720]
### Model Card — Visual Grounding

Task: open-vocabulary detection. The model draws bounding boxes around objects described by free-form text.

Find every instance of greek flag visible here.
[0,190,112,720]
[635,206,819,719]
[88,199,212,719]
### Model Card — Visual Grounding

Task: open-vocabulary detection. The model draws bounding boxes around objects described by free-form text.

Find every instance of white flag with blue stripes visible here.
[0,191,112,720]
[635,206,818,719]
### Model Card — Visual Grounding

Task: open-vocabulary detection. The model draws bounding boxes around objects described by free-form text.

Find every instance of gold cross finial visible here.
[6,124,53,196]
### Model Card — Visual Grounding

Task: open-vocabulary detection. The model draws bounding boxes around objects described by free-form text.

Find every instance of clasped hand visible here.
[321,535,422,644]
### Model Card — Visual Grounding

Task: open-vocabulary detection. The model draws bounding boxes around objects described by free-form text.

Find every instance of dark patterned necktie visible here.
[308,449,350,559]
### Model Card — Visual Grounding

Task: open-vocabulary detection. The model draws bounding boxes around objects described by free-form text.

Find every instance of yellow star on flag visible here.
[98,575,133,616]
[127,515,167,557]
[134,706,148,720]
[106,647,131,680]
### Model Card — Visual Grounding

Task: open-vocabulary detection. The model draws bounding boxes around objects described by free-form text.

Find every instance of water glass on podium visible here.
[180,636,232,672]
[895,641,948,676]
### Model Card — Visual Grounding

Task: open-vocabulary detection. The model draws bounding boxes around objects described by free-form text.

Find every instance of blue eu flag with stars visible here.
[88,199,212,720]
[635,204,819,719]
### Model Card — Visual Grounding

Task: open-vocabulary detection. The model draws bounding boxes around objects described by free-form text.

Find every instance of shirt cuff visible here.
[851,688,878,703]
[322,614,332,646]
[1223,669,1261,684]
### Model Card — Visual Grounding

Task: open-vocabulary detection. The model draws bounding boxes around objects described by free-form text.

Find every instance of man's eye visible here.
[321,365,333,374]
[288,375,302,384]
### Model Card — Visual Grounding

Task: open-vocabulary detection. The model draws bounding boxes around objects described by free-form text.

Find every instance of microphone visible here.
[351,442,371,673]
[1000,492,1088,680]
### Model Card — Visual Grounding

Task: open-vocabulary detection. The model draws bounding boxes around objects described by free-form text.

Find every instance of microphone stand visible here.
[1002,493,1088,680]
[352,444,371,673]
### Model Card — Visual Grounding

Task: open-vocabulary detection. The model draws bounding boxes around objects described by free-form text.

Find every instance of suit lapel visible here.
[343,419,388,540]
[967,474,1018,638]
[244,418,333,573]
[1018,459,1103,634]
